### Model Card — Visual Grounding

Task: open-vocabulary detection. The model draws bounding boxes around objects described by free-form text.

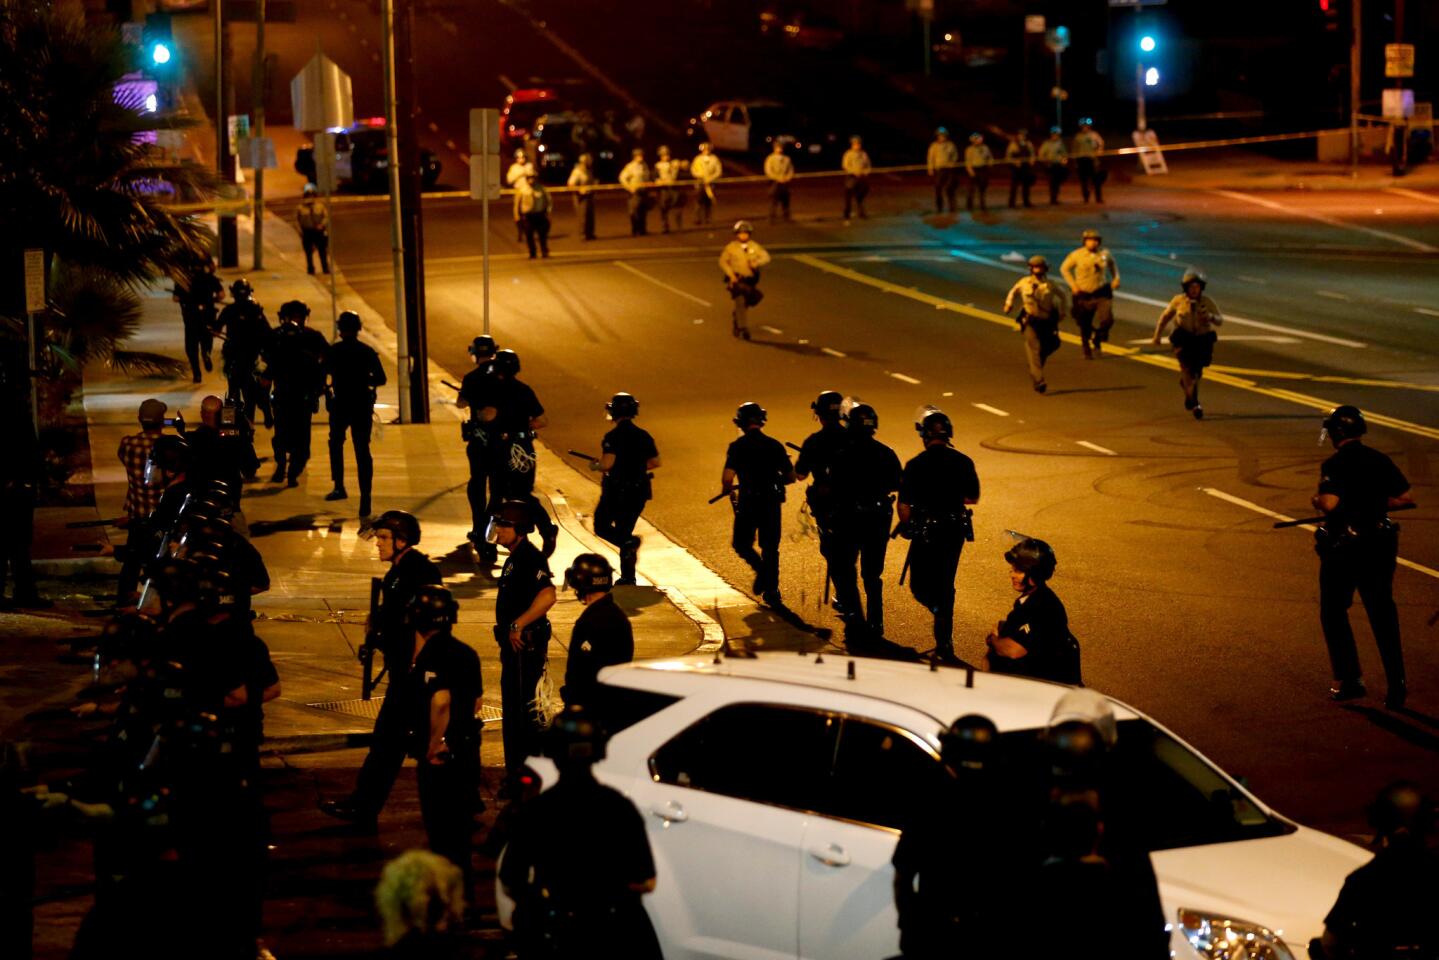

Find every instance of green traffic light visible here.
[151,42,171,65]
[1139,35,1156,53]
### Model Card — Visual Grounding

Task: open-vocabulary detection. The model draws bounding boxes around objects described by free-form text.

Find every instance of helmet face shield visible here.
[484,516,511,544]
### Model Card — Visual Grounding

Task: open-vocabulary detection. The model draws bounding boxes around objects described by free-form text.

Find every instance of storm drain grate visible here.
[307,697,504,725]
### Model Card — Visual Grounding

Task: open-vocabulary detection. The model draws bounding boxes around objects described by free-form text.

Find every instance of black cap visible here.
[844,401,878,435]
[939,714,999,771]
[278,299,311,321]
[229,278,253,297]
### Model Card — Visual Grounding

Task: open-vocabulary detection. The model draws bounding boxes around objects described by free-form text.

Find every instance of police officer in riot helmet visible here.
[794,390,848,603]
[216,278,273,427]
[720,402,796,608]
[324,310,386,517]
[826,399,901,641]
[400,584,481,891]
[985,538,1077,684]
[322,510,442,829]
[589,393,660,586]
[264,299,329,487]
[561,553,634,710]
[479,349,547,510]
[499,704,662,960]
[1312,405,1413,709]
[457,335,501,559]
[896,407,980,663]
[488,499,557,785]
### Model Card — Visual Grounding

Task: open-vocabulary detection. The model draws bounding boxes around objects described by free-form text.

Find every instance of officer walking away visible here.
[321,510,442,830]
[1072,118,1106,204]
[561,554,634,707]
[188,395,260,531]
[324,310,386,517]
[518,173,552,259]
[721,402,795,607]
[567,152,597,241]
[653,145,684,234]
[964,132,994,213]
[984,538,1077,683]
[1006,128,1037,208]
[1312,405,1413,709]
[794,390,848,608]
[690,141,722,227]
[479,349,546,501]
[841,135,871,220]
[402,585,481,890]
[499,705,662,960]
[264,299,329,486]
[487,500,557,784]
[618,148,652,237]
[1310,781,1438,960]
[897,407,980,663]
[1061,229,1120,359]
[296,183,331,275]
[1152,270,1222,419]
[926,127,960,214]
[508,149,535,243]
[1004,255,1068,393]
[719,220,771,341]
[457,335,500,560]
[590,392,660,585]
[764,140,794,223]
[216,278,272,427]
[827,401,901,641]
[1038,126,1069,204]
[173,253,223,383]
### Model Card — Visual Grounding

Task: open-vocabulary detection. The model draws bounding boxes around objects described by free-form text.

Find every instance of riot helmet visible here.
[229,278,253,300]
[484,500,534,542]
[1180,270,1207,292]
[1028,254,1049,271]
[565,553,614,595]
[336,310,362,334]
[939,713,999,772]
[1367,781,1433,843]
[606,392,639,419]
[733,401,767,428]
[1004,538,1057,583]
[372,509,421,546]
[915,405,953,442]
[811,390,843,422]
[844,401,879,436]
[733,220,754,235]
[491,349,520,376]
[407,585,459,633]
[545,703,608,766]
[468,335,497,359]
[1080,228,1101,242]
[1320,404,1366,445]
[278,299,310,324]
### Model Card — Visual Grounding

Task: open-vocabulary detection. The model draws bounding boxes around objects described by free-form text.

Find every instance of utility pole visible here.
[380,0,410,422]
[1350,0,1362,173]
[251,0,266,269]
[214,0,238,266]
[394,0,429,422]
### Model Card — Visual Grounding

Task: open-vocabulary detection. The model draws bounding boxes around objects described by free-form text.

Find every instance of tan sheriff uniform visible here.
[1061,245,1120,355]
[1004,274,1069,388]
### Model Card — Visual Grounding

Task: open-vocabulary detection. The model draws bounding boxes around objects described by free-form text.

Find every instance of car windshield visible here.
[508,101,560,129]
[747,107,797,134]
[998,719,1293,851]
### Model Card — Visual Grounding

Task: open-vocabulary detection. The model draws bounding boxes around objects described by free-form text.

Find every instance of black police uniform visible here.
[594,420,658,583]
[458,361,499,539]
[264,322,330,483]
[488,377,545,499]
[725,429,793,597]
[989,583,1070,682]
[216,298,272,426]
[177,266,223,382]
[495,537,554,776]
[1316,441,1410,696]
[827,433,901,635]
[1320,841,1439,958]
[562,592,634,707]
[325,336,386,512]
[406,629,482,885]
[795,421,849,568]
[350,548,443,818]
[188,422,260,507]
[898,445,980,653]
[499,773,661,960]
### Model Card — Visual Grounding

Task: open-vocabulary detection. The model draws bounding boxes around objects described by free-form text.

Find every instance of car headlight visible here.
[1179,909,1295,960]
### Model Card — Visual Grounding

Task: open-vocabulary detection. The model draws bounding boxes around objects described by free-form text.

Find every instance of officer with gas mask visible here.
[590,393,659,586]
[561,553,634,707]
[720,401,795,608]
[264,300,329,487]
[827,400,901,640]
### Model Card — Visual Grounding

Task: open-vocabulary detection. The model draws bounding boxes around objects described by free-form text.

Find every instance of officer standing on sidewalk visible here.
[567,153,598,241]
[590,392,660,586]
[1311,405,1413,710]
[1152,270,1223,419]
[561,554,634,707]
[1003,255,1068,393]
[765,140,794,222]
[1072,119,1106,204]
[827,401,901,641]
[321,510,442,830]
[794,390,847,603]
[1038,126,1069,204]
[654,145,684,234]
[1061,229,1121,359]
[264,300,329,487]
[926,127,960,214]
[402,585,481,890]
[719,221,771,340]
[488,500,557,784]
[897,407,980,663]
[1006,129,1037,208]
[216,279,272,427]
[458,335,499,559]
[324,310,386,516]
[841,135,871,220]
[295,183,331,275]
[483,349,547,501]
[964,133,994,213]
[691,141,722,227]
[721,402,795,607]
[619,148,652,237]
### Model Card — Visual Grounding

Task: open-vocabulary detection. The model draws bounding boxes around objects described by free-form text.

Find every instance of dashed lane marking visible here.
[1415,308,1439,318]
[1385,187,1439,206]
[1316,290,1351,301]
[1201,488,1439,581]
[612,261,712,308]
[1237,274,1268,284]
[1076,441,1117,456]
[972,403,1009,417]
[890,372,921,384]
[821,347,847,358]
[1212,190,1439,254]
[760,325,783,334]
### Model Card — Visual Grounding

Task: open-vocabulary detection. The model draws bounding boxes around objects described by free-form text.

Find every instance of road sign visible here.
[1132,129,1168,175]
[1385,43,1415,78]
[290,54,354,133]
[1025,15,1046,33]
[469,155,502,200]
[23,249,45,313]
[1045,26,1070,53]
[470,108,501,156]
[1382,88,1415,120]
[237,136,277,169]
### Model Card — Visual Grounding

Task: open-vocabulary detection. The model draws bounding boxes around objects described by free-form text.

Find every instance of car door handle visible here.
[808,843,851,868]
[651,800,688,824]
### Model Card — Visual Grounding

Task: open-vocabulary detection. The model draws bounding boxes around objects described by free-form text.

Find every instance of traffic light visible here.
[1145,67,1160,87]
[1139,35,1156,53]
[142,13,176,74]
[150,41,172,66]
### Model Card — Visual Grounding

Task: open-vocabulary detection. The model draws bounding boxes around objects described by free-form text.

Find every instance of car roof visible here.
[606,653,1139,733]
[708,98,786,111]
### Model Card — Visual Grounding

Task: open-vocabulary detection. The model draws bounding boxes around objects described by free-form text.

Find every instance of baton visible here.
[566,449,600,463]
[785,441,802,453]
[1273,501,1415,528]
[899,539,913,586]
[441,379,462,392]
[708,491,731,505]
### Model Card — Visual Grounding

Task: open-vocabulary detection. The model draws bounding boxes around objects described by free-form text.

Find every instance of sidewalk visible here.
[1126,149,1439,192]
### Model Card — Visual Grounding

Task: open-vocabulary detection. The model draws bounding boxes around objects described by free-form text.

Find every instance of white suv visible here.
[508,653,1369,960]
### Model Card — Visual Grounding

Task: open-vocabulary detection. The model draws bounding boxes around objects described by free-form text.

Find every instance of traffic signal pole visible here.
[1350,0,1361,173]
[380,0,411,422]
[214,0,238,266]
[251,0,266,270]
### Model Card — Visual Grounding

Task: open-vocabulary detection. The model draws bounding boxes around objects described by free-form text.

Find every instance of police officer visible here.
[1061,229,1121,359]
[561,554,634,707]
[654,145,684,234]
[1072,118,1106,204]
[508,148,535,243]
[295,182,330,274]
[690,141,722,226]
[964,132,993,212]
[1004,254,1069,393]
[263,300,329,486]
[499,704,661,960]
[926,127,960,214]
[1005,128,1036,208]
[794,390,847,593]
[321,510,442,829]
[719,220,771,340]
[567,152,597,241]
[1038,126,1069,204]
[216,278,272,427]
[481,349,546,502]
[402,585,481,889]
[841,135,871,220]
[984,538,1075,683]
[721,402,795,607]
[488,500,557,782]
[1152,270,1223,419]
[324,310,386,516]
[897,407,980,663]
[827,401,901,640]
[590,392,660,585]
[618,148,652,236]
[1312,405,1413,709]
[457,335,500,558]
[174,253,223,383]
[764,140,794,223]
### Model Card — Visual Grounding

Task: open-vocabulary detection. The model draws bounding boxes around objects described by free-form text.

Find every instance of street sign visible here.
[313,132,338,193]
[23,249,45,313]
[237,136,277,169]
[1382,88,1415,120]
[469,108,501,156]
[469,155,502,200]
[1385,43,1415,78]
[1025,15,1046,33]
[290,54,354,133]
[1132,129,1168,175]
[469,108,502,199]
[1045,26,1070,53]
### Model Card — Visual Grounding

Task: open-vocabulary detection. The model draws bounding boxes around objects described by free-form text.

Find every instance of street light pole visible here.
[1054,49,1062,129]
[1136,60,1146,132]
[380,0,410,422]
[1350,0,1361,173]
[214,0,238,266]
[251,0,266,270]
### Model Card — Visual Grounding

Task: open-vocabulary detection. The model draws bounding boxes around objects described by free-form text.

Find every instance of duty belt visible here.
[498,430,535,442]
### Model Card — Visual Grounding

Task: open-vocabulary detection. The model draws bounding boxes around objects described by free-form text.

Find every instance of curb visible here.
[265,731,374,756]
[33,557,123,578]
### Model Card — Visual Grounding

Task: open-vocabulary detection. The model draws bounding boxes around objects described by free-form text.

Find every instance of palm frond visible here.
[107,349,188,378]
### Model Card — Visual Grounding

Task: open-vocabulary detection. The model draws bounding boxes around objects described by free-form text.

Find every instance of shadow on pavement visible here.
[1044,384,1146,397]
[250,514,333,538]
[1342,704,1439,753]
